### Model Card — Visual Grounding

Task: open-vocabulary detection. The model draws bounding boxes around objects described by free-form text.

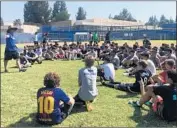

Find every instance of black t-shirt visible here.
[133,69,152,91]
[27,52,36,58]
[143,39,151,47]
[153,85,177,121]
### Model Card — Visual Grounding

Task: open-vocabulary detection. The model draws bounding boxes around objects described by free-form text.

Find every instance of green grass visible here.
[1,43,177,127]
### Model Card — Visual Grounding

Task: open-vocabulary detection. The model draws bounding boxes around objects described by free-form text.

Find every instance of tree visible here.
[159,15,169,26]
[52,1,61,19]
[13,19,22,26]
[113,8,137,21]
[24,1,51,24]
[52,1,70,22]
[145,16,159,26]
[54,11,70,21]
[169,17,175,24]
[108,14,112,19]
[76,7,86,20]
[1,17,3,26]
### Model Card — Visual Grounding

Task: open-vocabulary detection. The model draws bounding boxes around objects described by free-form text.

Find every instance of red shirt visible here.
[159,71,167,84]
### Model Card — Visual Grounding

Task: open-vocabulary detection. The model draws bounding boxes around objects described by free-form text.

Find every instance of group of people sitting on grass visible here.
[36,42,176,125]
[4,26,177,125]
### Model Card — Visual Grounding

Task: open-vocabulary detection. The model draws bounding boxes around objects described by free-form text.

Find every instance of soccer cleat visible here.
[85,101,93,111]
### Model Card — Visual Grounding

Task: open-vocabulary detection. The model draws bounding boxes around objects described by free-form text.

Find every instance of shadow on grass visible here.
[116,93,139,98]
[1,71,18,74]
[7,113,45,127]
[130,107,177,127]
[10,66,18,69]
[7,106,87,127]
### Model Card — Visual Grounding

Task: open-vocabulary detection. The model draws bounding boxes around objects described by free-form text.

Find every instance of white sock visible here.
[136,101,141,106]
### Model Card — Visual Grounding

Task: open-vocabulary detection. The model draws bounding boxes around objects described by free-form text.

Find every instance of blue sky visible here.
[1,1,176,23]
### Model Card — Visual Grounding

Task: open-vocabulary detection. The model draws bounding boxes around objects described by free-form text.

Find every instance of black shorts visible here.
[4,50,19,60]
[34,41,38,45]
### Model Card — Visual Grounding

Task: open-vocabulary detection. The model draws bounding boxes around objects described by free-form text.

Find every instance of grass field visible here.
[1,41,177,127]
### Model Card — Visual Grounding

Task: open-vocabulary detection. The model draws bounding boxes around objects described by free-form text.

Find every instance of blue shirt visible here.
[5,33,17,51]
[37,87,70,124]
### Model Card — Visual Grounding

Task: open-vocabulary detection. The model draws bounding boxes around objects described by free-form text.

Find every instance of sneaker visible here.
[128,101,141,107]
[145,101,153,106]
[19,68,27,72]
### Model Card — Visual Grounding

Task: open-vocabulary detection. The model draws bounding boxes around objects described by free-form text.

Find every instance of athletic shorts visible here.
[34,41,38,45]
[4,50,19,60]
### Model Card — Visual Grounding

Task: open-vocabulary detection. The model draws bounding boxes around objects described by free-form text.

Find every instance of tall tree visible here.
[159,15,169,26]
[169,17,175,24]
[1,17,3,26]
[108,14,112,19]
[52,1,61,19]
[13,19,22,26]
[145,16,159,26]
[113,8,137,21]
[76,7,86,20]
[52,1,70,22]
[24,1,51,24]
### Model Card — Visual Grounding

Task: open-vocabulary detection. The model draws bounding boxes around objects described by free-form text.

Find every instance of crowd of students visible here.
[36,40,176,125]
[4,26,177,125]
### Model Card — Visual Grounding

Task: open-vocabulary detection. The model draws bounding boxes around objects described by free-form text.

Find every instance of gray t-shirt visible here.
[78,66,98,101]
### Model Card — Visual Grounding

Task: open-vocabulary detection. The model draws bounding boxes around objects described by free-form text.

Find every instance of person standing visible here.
[89,32,93,45]
[143,36,151,48]
[34,32,39,46]
[93,32,98,44]
[105,31,111,44]
[4,26,27,72]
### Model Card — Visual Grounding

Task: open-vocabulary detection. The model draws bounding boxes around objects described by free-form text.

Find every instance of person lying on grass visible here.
[129,70,177,122]
[74,55,98,111]
[103,60,154,96]
[36,72,75,125]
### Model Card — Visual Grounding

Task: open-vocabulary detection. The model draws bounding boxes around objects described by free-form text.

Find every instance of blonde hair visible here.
[85,55,95,67]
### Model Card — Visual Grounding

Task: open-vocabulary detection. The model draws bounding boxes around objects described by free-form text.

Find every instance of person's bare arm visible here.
[67,95,75,105]
[78,70,82,87]
[139,79,145,96]
[149,77,155,85]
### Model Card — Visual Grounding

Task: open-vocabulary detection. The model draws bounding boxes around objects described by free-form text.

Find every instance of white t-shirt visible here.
[35,34,38,42]
[147,59,156,76]
[100,63,115,81]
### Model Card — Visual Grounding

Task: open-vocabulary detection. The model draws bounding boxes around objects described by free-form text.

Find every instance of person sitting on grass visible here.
[19,53,31,68]
[140,52,156,76]
[98,56,115,82]
[103,60,153,96]
[149,47,161,69]
[153,59,176,85]
[129,70,177,122]
[74,55,98,111]
[26,48,42,65]
[110,51,120,70]
[36,72,75,125]
[122,49,139,68]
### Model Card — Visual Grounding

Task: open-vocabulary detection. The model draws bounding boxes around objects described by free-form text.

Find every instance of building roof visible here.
[74,18,144,27]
